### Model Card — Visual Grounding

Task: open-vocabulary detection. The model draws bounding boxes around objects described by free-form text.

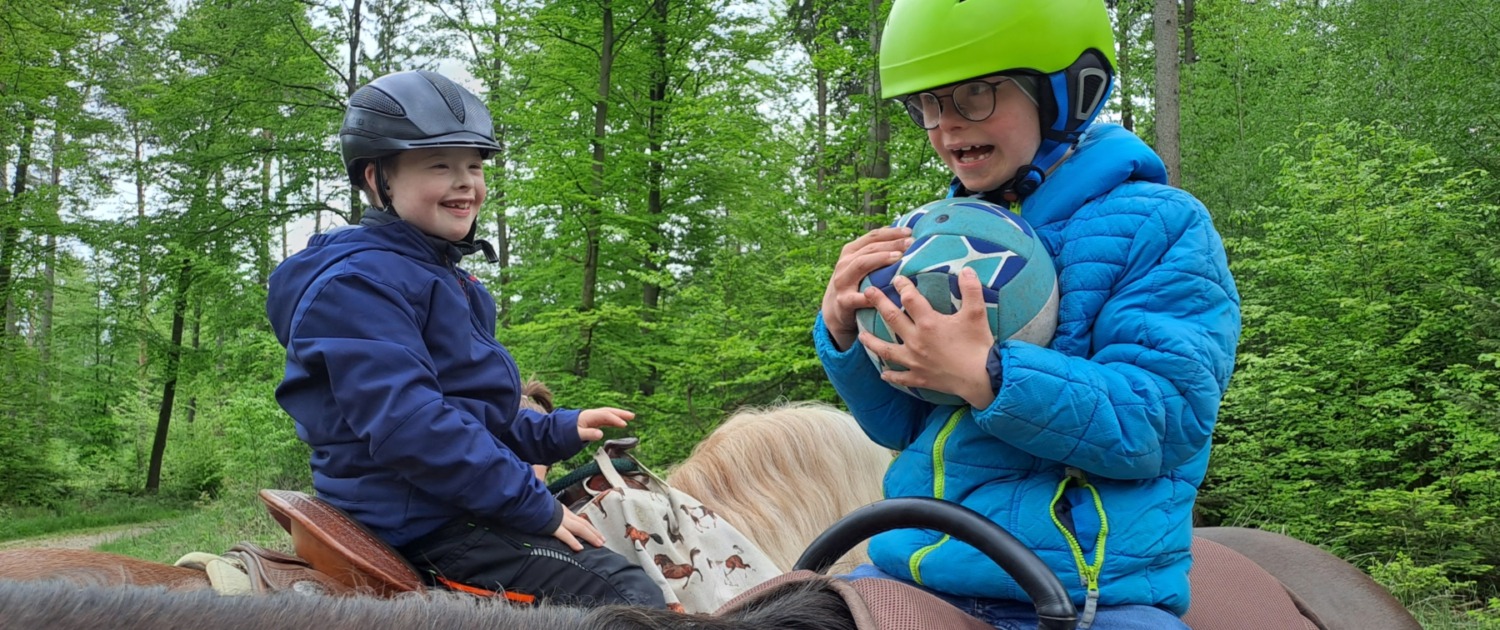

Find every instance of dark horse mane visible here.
[0,577,858,630]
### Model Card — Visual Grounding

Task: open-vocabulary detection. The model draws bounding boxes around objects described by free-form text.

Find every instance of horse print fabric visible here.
[575,447,780,613]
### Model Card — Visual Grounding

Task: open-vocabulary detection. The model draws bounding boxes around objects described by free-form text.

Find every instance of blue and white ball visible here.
[856,197,1059,405]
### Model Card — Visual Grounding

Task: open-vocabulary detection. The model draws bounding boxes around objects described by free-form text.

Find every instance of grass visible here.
[0,494,191,543]
[95,488,294,563]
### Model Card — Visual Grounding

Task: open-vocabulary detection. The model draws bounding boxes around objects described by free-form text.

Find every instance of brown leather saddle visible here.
[256,489,423,597]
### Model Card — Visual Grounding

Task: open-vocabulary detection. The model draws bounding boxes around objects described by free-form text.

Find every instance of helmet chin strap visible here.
[374,163,397,213]
[991,140,1078,203]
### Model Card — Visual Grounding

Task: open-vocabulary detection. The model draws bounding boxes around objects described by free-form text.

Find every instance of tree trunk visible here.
[0,115,35,339]
[346,0,365,225]
[40,128,61,386]
[1153,0,1182,187]
[642,0,667,314]
[861,0,890,229]
[186,301,201,425]
[256,130,274,285]
[814,39,829,232]
[134,122,149,375]
[146,257,192,493]
[637,0,671,397]
[1114,1,1136,132]
[575,0,617,379]
[1183,0,1195,65]
[492,126,511,328]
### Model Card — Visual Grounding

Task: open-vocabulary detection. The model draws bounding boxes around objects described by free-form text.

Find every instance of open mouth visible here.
[440,201,472,213]
[952,145,995,164]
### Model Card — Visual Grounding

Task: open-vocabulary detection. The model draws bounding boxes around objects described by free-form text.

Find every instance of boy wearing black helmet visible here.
[816,1,1241,628]
[267,70,664,608]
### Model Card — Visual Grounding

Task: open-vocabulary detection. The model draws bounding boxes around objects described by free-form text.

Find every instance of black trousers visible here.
[397,518,666,608]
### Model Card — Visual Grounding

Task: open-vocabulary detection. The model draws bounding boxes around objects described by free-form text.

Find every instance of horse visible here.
[1192,527,1420,630]
[664,401,891,575]
[0,397,1423,629]
[0,576,861,630]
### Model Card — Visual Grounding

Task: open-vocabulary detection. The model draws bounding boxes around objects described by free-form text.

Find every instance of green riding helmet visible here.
[880,0,1116,97]
[882,0,1116,143]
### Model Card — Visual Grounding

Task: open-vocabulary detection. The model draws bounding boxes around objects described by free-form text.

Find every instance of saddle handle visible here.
[603,437,639,459]
[793,497,1078,630]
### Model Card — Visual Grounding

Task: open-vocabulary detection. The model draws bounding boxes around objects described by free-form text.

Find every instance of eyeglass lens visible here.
[904,79,1005,129]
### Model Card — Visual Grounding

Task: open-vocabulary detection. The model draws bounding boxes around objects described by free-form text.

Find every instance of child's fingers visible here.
[879,367,923,390]
[578,427,604,442]
[891,275,937,319]
[863,285,914,339]
[840,226,912,258]
[554,527,583,552]
[858,331,908,368]
[598,408,632,427]
[957,267,987,321]
[564,512,604,548]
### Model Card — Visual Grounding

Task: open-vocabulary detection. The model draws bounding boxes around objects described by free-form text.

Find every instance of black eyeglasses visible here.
[898,76,1016,130]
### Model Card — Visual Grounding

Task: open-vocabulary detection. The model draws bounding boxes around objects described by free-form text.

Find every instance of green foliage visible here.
[7,0,1500,621]
[1204,122,1500,598]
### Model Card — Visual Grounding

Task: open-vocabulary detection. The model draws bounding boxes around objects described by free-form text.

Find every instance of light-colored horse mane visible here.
[521,378,554,413]
[667,401,891,575]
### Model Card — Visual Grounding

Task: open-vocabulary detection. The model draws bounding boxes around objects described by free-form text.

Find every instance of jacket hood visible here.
[267,216,437,346]
[1019,123,1168,227]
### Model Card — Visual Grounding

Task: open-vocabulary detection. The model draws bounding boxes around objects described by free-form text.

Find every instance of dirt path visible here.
[0,522,173,551]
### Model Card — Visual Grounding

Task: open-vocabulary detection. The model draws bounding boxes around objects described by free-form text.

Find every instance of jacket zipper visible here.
[1049,467,1109,629]
[908,407,965,584]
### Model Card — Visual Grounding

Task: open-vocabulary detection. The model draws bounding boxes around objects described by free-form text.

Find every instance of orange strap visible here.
[434,575,536,604]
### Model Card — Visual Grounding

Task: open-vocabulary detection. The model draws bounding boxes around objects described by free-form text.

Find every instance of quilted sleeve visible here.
[974,191,1241,479]
[814,313,931,450]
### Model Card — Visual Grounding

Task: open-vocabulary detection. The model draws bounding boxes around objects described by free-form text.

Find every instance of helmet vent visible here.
[1073,68,1109,123]
[350,88,405,117]
[419,71,467,124]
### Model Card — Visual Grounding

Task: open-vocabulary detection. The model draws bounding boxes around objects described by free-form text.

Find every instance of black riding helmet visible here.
[340,71,502,261]
[341,70,501,188]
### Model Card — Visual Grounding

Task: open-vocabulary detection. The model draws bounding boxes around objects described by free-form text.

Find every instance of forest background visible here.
[2,0,1498,624]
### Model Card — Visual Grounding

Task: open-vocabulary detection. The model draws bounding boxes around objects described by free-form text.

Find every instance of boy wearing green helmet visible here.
[815,1,1241,628]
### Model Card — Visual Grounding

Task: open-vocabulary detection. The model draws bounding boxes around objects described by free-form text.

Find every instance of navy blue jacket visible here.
[267,210,580,547]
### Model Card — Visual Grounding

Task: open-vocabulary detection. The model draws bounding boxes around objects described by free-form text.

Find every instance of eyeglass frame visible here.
[896,75,1021,130]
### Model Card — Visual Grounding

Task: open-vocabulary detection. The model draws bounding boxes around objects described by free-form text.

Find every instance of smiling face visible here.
[924,77,1042,193]
[365,147,487,242]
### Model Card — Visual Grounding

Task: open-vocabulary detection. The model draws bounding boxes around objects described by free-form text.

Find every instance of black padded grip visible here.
[793,497,1078,630]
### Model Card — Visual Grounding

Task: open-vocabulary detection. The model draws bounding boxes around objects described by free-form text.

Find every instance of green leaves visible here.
[1204,122,1500,598]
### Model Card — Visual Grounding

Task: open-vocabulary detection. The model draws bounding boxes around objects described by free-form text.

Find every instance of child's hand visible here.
[859,268,998,408]
[552,505,605,551]
[821,226,914,350]
[577,407,633,442]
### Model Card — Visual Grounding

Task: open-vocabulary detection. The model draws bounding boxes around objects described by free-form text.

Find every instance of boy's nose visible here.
[936,104,968,130]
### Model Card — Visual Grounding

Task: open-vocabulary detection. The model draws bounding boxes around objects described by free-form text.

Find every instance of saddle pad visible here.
[1184,536,1324,630]
[716,570,993,630]
[258,489,424,597]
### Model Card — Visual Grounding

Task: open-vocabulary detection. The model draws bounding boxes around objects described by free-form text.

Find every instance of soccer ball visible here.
[856,197,1059,405]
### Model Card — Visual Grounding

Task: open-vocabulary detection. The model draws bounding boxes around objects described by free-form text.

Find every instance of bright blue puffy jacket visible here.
[267,211,580,547]
[814,124,1241,615]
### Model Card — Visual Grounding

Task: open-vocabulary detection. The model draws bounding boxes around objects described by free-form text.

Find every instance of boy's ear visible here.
[362,162,381,196]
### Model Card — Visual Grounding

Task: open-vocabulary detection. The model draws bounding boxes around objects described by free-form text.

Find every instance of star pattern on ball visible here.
[902,236,1019,288]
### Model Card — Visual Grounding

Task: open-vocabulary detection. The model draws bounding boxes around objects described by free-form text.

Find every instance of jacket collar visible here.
[358,207,498,264]
[958,124,1169,229]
